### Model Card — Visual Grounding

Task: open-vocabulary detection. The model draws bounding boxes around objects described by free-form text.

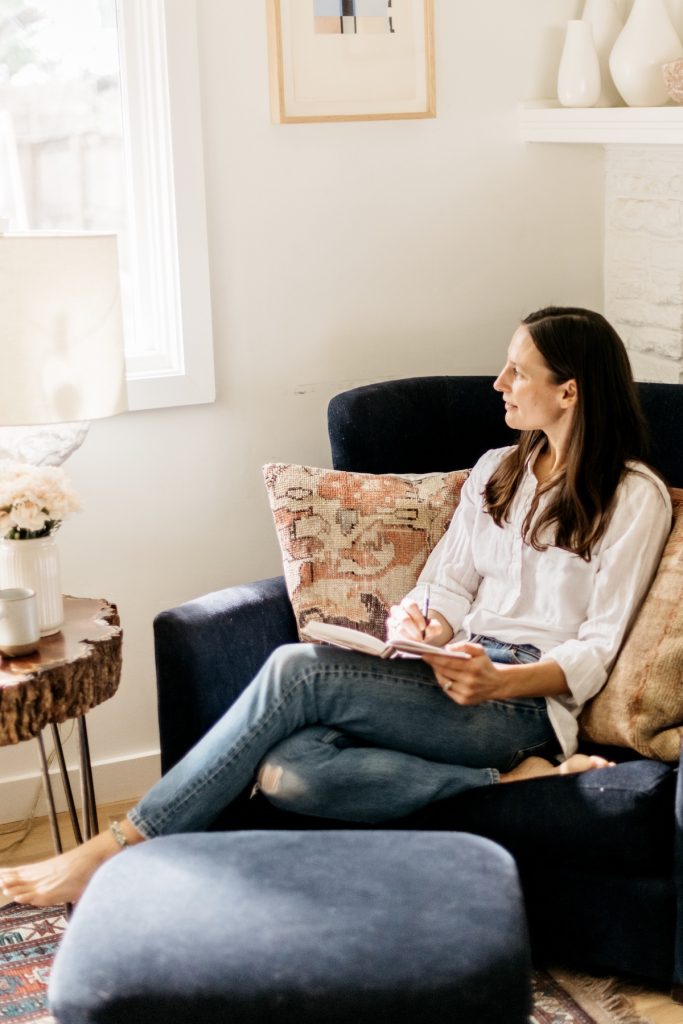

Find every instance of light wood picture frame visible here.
[266,0,436,123]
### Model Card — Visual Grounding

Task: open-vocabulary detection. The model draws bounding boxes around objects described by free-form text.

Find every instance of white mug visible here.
[0,587,40,658]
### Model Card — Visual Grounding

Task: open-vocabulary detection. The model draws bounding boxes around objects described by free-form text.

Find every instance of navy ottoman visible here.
[49,830,532,1024]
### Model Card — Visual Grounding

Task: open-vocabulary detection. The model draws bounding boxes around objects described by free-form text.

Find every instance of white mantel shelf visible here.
[518,101,683,145]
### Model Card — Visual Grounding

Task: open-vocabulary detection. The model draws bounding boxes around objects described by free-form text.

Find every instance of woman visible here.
[0,306,672,908]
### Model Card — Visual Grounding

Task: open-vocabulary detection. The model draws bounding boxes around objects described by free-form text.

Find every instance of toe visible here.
[588,755,616,769]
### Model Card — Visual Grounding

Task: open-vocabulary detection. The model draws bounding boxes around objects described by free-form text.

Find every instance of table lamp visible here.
[0,232,128,465]
[0,232,128,634]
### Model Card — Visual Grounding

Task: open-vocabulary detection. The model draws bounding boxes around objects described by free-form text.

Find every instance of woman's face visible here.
[493,326,576,435]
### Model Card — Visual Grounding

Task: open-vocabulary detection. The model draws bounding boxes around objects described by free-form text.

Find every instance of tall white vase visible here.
[609,0,683,106]
[582,0,624,105]
[557,20,602,107]
[0,536,64,635]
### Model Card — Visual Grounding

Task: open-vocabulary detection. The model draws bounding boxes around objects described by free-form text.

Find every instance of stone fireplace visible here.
[605,145,683,382]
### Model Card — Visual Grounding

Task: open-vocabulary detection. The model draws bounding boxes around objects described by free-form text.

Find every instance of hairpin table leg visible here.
[36,731,62,856]
[36,731,74,919]
[77,717,99,839]
[50,723,83,845]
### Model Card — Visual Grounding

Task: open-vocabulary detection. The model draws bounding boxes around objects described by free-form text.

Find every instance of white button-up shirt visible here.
[406,446,672,757]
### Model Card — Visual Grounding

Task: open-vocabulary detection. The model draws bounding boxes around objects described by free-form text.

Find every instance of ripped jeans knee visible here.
[255,757,310,810]
[254,726,349,817]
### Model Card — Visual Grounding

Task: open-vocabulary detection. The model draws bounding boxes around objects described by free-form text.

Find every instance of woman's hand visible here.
[386,599,453,647]
[421,642,504,705]
[421,643,571,704]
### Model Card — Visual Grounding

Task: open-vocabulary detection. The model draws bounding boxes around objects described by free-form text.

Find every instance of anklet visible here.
[110,821,129,849]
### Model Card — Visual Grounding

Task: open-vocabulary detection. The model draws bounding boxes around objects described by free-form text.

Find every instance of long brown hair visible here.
[485,306,651,560]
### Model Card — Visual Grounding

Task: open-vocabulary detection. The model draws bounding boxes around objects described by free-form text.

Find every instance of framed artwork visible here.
[266,0,436,123]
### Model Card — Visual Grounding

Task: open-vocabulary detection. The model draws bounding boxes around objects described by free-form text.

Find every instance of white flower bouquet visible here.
[0,460,81,540]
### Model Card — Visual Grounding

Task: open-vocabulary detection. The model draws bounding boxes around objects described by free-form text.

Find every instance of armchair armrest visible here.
[154,576,297,772]
[673,745,683,998]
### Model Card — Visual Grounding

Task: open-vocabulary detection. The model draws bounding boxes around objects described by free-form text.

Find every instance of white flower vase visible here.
[557,20,602,107]
[609,0,683,106]
[0,536,64,636]
[582,0,624,105]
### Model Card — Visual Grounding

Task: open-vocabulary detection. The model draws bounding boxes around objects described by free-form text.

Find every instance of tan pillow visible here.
[578,487,683,761]
[263,464,468,641]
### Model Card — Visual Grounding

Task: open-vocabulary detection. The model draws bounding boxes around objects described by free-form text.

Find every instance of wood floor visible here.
[1,800,682,1024]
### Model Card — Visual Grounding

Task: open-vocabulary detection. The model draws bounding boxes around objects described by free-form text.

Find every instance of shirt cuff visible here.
[540,641,609,709]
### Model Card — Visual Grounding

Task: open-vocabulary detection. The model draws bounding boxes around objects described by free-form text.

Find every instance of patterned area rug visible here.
[0,903,64,1023]
[531,968,650,1024]
[0,901,651,1024]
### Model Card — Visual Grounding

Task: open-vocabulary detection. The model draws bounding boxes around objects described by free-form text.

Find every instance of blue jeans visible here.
[129,638,556,835]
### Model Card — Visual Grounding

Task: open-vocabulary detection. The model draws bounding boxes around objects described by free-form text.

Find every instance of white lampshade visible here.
[0,233,127,426]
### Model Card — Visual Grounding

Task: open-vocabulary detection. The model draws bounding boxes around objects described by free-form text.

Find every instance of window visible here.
[0,0,214,411]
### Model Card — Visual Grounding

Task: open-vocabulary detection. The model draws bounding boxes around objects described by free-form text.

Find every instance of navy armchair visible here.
[154,376,683,995]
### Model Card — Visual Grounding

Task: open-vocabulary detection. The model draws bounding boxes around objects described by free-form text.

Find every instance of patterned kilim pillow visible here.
[263,464,468,641]
[578,487,683,761]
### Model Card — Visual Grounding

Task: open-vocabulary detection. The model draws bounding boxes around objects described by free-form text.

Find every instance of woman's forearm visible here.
[490,657,570,699]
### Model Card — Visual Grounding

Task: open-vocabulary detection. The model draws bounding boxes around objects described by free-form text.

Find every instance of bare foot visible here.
[558,753,616,775]
[0,819,144,907]
[500,753,615,784]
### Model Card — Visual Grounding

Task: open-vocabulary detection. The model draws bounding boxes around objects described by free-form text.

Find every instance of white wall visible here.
[0,0,605,823]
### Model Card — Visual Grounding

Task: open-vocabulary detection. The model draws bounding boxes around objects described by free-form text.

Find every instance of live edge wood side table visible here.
[0,597,122,855]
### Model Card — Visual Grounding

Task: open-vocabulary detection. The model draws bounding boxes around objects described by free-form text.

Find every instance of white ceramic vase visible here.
[609,0,683,106]
[581,0,624,105]
[557,20,602,107]
[0,536,64,635]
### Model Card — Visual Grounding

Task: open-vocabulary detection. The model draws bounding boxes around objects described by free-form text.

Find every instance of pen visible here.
[421,585,430,639]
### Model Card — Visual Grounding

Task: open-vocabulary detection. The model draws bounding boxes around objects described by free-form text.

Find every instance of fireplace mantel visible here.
[518,101,683,145]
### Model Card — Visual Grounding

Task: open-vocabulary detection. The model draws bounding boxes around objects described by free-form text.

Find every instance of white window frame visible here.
[116,0,215,411]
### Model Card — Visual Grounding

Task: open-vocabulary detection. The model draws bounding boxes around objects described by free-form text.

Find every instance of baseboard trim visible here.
[0,750,161,825]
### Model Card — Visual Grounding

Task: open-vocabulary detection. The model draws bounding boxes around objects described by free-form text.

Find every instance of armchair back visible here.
[328,376,683,487]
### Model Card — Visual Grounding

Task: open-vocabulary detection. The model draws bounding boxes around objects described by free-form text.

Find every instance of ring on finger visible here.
[443,682,453,692]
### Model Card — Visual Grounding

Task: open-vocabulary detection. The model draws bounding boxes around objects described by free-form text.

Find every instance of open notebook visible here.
[301,621,471,661]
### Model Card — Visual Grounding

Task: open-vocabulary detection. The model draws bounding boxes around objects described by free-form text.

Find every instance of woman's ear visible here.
[561,378,577,405]
[561,379,578,408]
